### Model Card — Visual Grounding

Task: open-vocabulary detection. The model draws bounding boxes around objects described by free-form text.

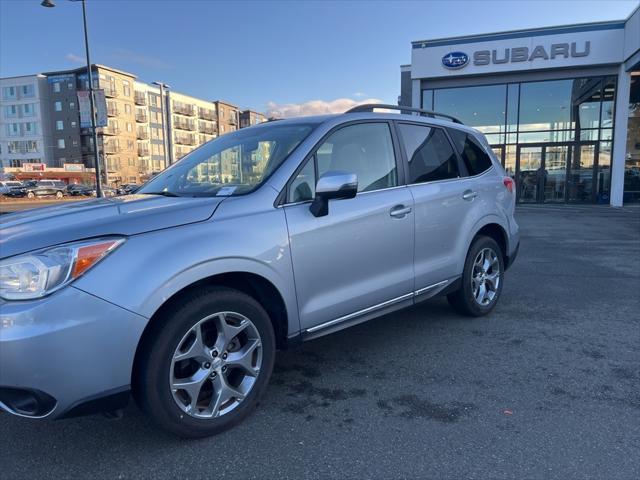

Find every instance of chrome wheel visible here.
[471,247,500,306]
[169,311,263,419]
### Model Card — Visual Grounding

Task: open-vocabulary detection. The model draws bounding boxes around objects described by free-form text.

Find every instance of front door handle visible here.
[390,205,412,218]
[462,190,478,201]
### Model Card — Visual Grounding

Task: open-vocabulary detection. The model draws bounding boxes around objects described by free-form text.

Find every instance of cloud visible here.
[65,53,85,64]
[266,97,383,118]
[353,92,367,98]
[110,48,171,70]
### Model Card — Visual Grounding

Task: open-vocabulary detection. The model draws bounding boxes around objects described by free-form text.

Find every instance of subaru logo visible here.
[442,51,469,69]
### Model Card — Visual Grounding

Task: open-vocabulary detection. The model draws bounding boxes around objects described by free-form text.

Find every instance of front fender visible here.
[73,206,299,338]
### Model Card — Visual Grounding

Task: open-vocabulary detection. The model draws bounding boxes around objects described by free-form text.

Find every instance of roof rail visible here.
[345,104,463,124]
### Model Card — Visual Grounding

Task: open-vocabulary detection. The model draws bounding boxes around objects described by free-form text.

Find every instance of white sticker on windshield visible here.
[216,186,237,196]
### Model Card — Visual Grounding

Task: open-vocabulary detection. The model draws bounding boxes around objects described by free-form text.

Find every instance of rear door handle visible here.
[390,205,412,218]
[462,190,478,201]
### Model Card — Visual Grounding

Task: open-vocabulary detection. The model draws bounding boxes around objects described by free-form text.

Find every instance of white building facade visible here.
[400,7,640,206]
[0,75,53,169]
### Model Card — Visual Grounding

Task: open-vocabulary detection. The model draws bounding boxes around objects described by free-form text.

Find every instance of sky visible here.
[0,0,638,116]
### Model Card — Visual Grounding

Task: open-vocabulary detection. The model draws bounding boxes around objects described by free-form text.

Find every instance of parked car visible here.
[0,105,519,437]
[88,186,118,197]
[117,183,139,195]
[0,181,23,196]
[66,184,94,197]
[24,180,67,199]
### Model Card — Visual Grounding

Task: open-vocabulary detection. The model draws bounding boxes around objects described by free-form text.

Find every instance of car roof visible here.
[260,112,479,136]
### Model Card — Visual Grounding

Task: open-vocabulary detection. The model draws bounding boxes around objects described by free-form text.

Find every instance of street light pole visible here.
[41,0,102,197]
[153,81,172,169]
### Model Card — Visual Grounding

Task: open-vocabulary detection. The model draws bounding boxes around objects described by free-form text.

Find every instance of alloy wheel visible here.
[169,311,263,419]
[471,247,500,306]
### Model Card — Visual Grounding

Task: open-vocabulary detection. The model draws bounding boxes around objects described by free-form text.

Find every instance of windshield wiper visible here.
[140,191,181,197]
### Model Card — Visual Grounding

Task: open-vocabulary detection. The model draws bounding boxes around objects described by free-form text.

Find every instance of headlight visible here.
[0,238,124,300]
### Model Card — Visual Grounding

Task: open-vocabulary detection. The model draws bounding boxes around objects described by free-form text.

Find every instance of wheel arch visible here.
[459,216,510,272]
[131,270,293,395]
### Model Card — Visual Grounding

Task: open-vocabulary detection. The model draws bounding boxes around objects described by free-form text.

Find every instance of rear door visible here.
[395,122,473,294]
[283,121,415,331]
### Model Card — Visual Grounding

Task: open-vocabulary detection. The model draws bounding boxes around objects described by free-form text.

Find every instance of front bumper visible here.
[0,286,148,419]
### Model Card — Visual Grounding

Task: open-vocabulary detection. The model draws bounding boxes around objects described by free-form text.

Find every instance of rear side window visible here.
[397,123,458,184]
[448,129,494,176]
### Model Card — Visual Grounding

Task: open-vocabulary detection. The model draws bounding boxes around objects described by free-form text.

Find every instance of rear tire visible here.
[447,236,504,317]
[27,192,35,199]
[134,287,276,438]
[55,191,63,198]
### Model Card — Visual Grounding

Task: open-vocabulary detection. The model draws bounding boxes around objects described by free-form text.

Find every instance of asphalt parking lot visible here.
[1,205,638,479]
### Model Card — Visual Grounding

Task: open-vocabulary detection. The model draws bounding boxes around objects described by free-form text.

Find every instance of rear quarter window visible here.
[448,129,494,176]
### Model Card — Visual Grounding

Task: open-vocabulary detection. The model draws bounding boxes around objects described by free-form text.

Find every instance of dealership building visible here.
[400,6,639,206]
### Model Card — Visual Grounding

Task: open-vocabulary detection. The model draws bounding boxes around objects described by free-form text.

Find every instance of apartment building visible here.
[1,64,265,185]
[239,110,266,128]
[170,91,218,161]
[43,65,141,184]
[215,100,240,136]
[0,74,53,169]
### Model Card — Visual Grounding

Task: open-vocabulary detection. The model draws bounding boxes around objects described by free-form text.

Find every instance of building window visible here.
[4,105,18,118]
[56,120,64,130]
[71,121,77,127]
[53,82,61,93]
[55,101,62,111]
[3,86,16,99]
[126,122,133,132]
[123,81,131,97]
[21,85,35,97]
[7,123,20,136]
[125,104,132,114]
[23,104,36,116]
[69,101,75,109]
[57,139,66,149]
[24,122,37,135]
[67,82,74,90]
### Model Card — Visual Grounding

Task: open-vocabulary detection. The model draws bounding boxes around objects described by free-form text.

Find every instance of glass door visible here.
[516,146,543,203]
[567,143,598,203]
[543,145,569,203]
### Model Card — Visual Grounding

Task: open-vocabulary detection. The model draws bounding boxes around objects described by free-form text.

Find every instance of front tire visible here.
[447,236,504,317]
[134,287,276,438]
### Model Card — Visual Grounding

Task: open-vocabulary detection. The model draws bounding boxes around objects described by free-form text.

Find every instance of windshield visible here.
[138,122,317,197]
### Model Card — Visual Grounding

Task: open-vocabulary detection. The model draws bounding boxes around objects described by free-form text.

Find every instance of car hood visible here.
[0,194,226,258]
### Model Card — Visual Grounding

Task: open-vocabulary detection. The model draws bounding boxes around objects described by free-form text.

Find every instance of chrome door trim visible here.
[305,279,451,334]
[415,279,449,296]
[305,292,414,333]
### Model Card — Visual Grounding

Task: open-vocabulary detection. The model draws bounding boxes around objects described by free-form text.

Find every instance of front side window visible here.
[398,123,458,183]
[288,156,316,203]
[317,122,397,192]
[138,122,318,197]
[448,129,494,176]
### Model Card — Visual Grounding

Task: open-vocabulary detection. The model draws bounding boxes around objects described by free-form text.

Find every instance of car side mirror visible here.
[309,171,358,217]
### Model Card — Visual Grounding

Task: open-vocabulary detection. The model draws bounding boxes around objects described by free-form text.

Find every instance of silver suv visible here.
[0,105,519,437]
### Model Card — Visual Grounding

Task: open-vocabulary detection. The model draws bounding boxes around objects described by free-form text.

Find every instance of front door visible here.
[283,122,415,331]
[516,142,599,204]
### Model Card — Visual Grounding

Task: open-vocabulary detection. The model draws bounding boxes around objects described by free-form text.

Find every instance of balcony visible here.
[103,126,120,135]
[135,113,148,123]
[199,108,217,121]
[107,106,119,117]
[103,142,121,154]
[174,119,197,131]
[138,146,150,157]
[227,115,237,125]
[199,124,216,135]
[134,93,147,105]
[174,104,196,116]
[137,129,149,140]
[103,86,118,98]
[175,134,196,146]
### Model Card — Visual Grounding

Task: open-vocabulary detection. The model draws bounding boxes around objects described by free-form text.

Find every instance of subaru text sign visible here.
[442,51,469,69]
[410,25,624,79]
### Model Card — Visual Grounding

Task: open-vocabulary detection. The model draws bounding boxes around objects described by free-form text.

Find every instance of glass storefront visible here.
[624,74,640,203]
[422,76,616,204]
